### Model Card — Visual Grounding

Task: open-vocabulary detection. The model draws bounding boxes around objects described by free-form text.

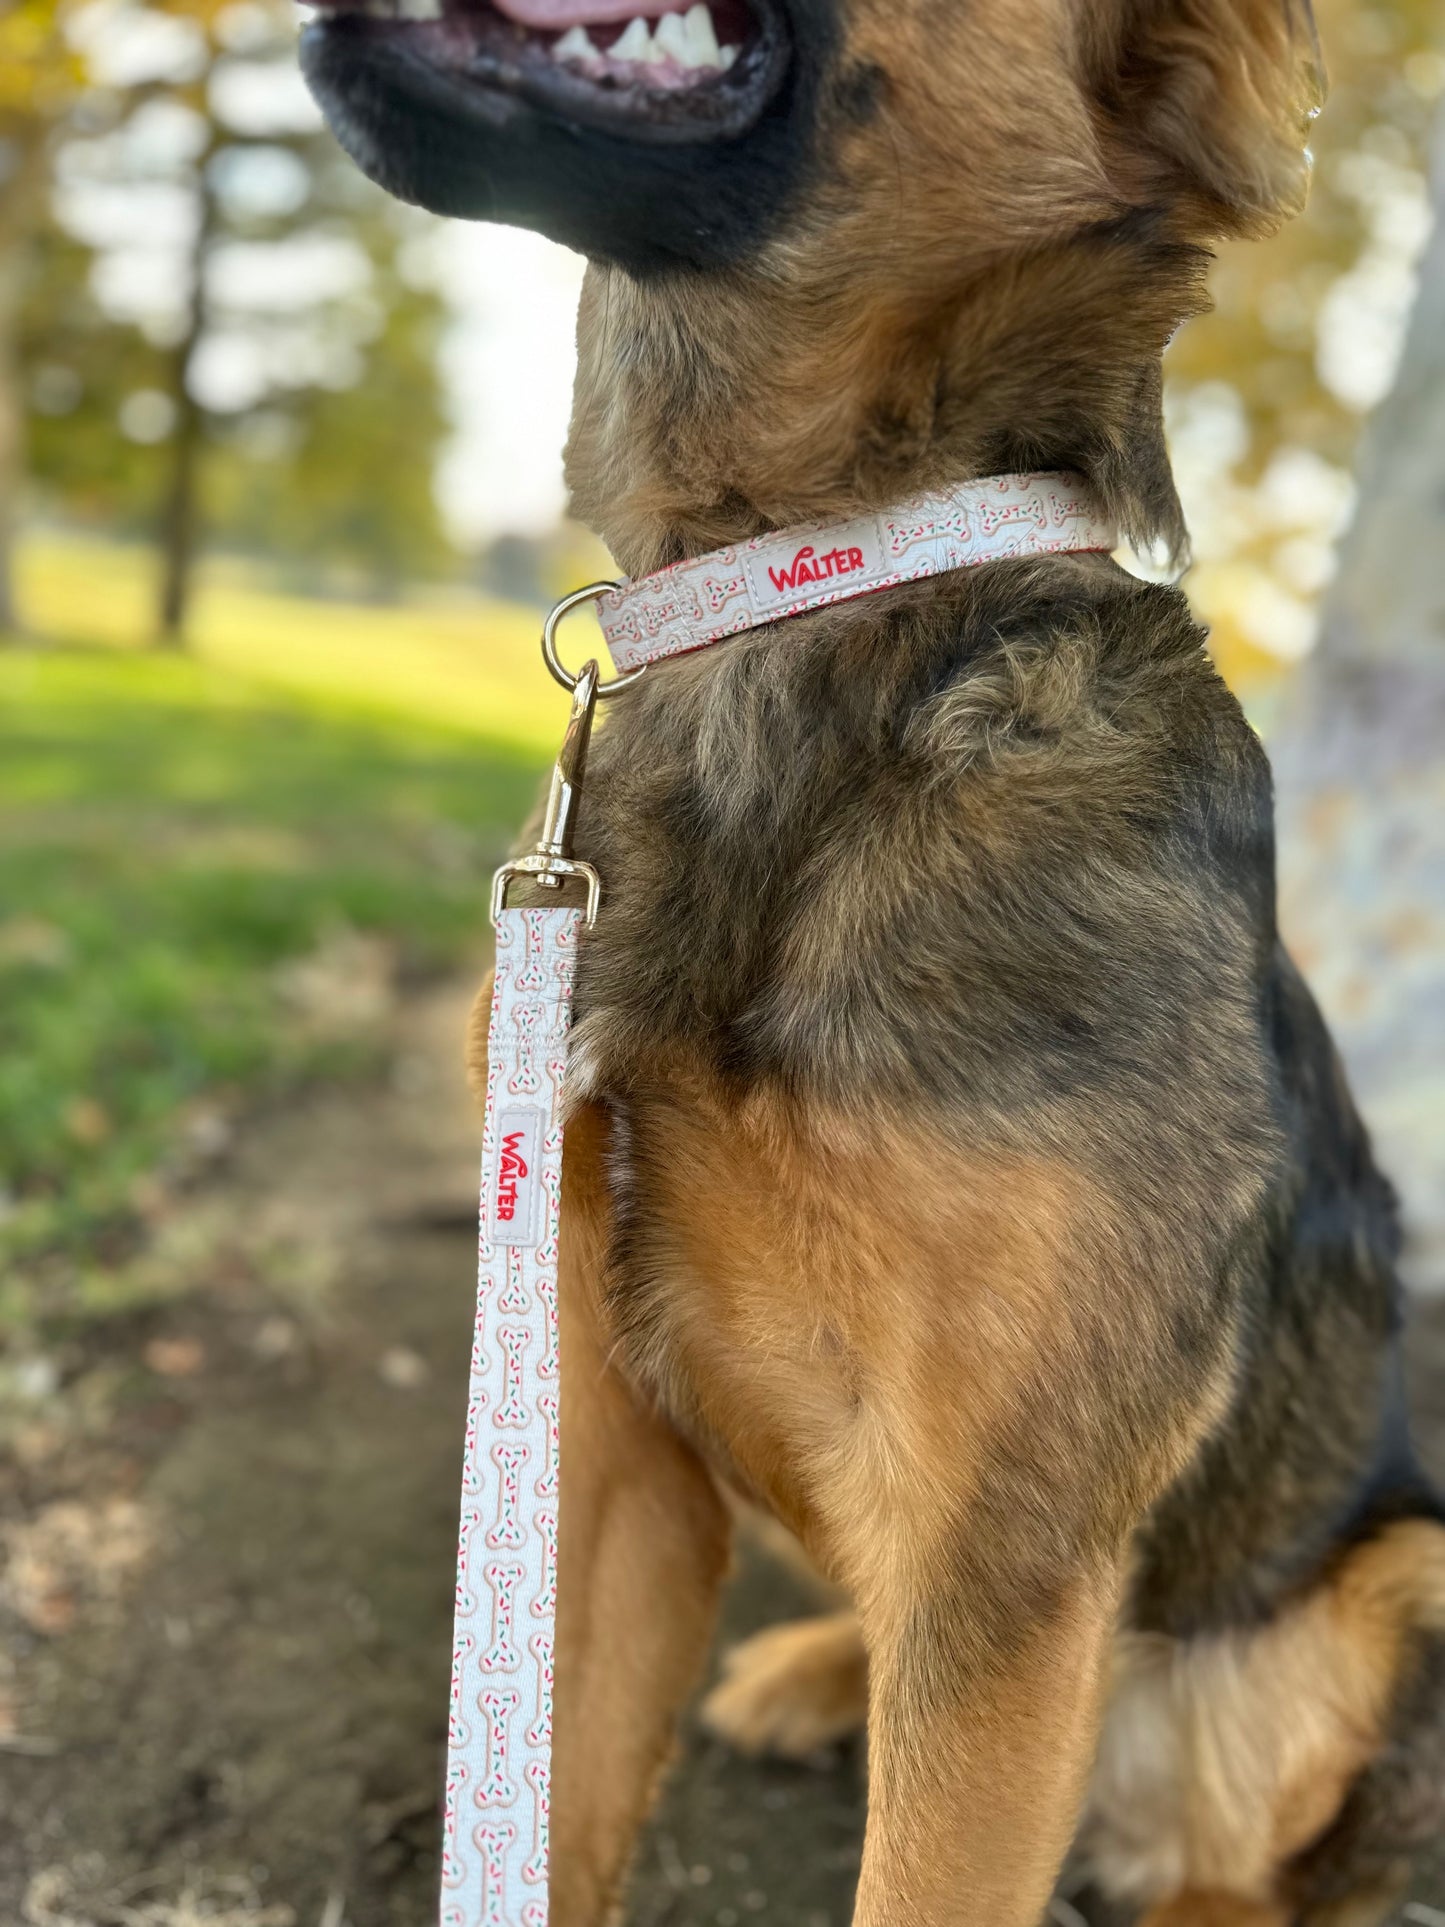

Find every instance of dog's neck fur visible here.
[564,229,1208,581]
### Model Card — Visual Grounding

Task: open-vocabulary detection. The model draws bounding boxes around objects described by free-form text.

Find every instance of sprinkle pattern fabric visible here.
[442,905,580,1927]
[595,472,1117,671]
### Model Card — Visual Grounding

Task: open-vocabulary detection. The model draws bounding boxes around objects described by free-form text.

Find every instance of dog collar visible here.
[589,471,1117,674]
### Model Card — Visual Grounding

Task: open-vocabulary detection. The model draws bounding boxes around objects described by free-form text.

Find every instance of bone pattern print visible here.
[597,473,1116,670]
[443,906,581,1927]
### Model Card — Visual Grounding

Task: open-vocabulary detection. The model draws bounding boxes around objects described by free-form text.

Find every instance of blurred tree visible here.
[11,0,451,640]
[0,0,86,634]
[22,224,163,527]
[202,191,453,602]
[1273,100,1445,1298]
[1168,0,1445,683]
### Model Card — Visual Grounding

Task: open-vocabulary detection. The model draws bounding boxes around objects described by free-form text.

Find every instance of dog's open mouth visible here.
[299,0,786,142]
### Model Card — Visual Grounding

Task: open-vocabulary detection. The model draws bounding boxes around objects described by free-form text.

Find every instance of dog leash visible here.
[440,471,1115,1927]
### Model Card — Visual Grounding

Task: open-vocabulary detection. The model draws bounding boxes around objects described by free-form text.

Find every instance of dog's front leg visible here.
[607,1100,1222,1927]
[548,1103,732,1927]
[852,1535,1123,1927]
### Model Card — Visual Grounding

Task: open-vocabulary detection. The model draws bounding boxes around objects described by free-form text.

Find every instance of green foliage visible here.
[0,641,539,1330]
[0,2,82,128]
[1166,0,1445,670]
[22,224,161,529]
[204,197,455,590]
[11,0,454,602]
[1180,0,1445,472]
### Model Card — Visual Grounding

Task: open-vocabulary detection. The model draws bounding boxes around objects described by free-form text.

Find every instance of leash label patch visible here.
[743,515,885,615]
[487,1105,544,1248]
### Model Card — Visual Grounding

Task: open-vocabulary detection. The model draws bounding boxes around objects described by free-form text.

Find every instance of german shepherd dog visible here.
[301,2,1445,1920]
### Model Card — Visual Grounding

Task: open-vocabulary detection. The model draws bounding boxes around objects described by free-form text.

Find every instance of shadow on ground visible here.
[2,977,1443,1927]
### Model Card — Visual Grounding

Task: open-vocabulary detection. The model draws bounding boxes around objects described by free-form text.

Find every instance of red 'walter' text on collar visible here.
[766,543,867,594]
[744,515,885,612]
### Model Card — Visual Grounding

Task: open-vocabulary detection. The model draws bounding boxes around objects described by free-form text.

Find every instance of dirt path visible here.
[2,977,1442,1927]
[1,981,485,1926]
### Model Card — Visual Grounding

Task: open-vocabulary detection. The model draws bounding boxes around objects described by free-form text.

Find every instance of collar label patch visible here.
[743,516,885,614]
[487,1105,544,1248]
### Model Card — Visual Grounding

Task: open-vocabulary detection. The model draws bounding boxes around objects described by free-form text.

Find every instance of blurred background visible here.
[0,2,1442,1924]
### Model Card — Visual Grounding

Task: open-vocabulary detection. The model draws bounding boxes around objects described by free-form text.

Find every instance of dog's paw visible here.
[699,1612,867,1761]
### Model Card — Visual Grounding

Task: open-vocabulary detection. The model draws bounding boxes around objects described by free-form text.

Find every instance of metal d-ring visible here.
[541,581,646,697]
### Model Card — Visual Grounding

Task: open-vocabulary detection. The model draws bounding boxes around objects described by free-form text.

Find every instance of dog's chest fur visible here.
[554,555,1297,1581]
[569,555,1278,1191]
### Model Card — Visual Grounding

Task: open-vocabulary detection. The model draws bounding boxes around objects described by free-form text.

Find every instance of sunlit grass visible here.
[0,630,543,1335]
[15,531,580,754]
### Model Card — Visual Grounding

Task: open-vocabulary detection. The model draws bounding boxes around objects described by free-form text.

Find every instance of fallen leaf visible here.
[143,1337,206,1379]
[378,1346,429,1390]
[64,1097,111,1146]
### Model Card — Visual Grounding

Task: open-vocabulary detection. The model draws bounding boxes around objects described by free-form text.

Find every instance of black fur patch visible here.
[300,1,840,274]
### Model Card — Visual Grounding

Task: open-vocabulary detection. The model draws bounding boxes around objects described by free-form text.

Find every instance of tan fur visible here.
[1139,1897,1291,1927]
[608,1073,1221,1581]
[696,1516,1445,1917]
[1144,1892,1407,1927]
[471,988,1218,1924]
[487,960,1257,1922]
[1082,1520,1445,1914]
[1296,1882,1414,1927]
[464,969,494,1108]
[701,1611,868,1759]
[1081,0,1322,228]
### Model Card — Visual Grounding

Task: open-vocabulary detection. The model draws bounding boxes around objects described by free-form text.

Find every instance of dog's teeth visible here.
[351,0,445,19]
[653,5,723,71]
[611,16,655,62]
[553,23,597,61]
[681,3,721,67]
[652,5,724,72]
[562,4,728,80]
[653,10,690,62]
[718,41,737,67]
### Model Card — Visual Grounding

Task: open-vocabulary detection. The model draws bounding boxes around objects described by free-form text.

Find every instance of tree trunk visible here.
[1272,105,1445,1295]
[0,253,24,636]
[0,130,47,639]
[155,140,218,648]
[156,327,206,645]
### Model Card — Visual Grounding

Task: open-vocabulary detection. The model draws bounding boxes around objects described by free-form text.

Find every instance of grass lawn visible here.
[14,531,587,754]
[1,542,565,1337]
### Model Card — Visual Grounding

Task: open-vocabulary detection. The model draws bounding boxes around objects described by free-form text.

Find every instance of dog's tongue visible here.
[490,0,676,25]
